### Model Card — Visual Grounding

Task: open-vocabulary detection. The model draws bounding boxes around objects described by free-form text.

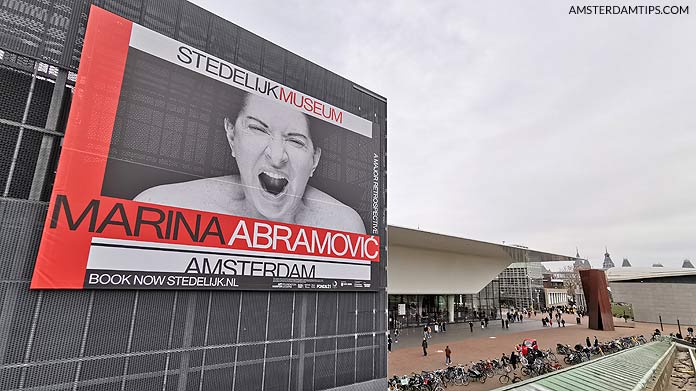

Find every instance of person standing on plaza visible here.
[586,336,592,348]
[387,334,392,352]
[445,345,452,365]
[394,327,400,343]
[484,317,489,328]
[481,319,485,329]
[505,319,509,329]
[469,321,474,332]
[561,318,566,327]
[593,336,598,347]
[422,338,428,356]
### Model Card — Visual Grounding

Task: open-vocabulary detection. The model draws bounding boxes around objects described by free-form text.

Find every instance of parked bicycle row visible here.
[555,334,648,364]
[388,334,649,390]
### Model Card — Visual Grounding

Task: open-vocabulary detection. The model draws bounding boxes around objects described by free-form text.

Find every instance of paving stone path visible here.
[669,351,696,390]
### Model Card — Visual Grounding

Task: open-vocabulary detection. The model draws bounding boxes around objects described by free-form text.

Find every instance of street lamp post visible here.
[528,273,533,311]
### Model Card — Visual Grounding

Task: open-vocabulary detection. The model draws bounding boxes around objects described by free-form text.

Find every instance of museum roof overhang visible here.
[388,226,575,263]
[386,225,575,295]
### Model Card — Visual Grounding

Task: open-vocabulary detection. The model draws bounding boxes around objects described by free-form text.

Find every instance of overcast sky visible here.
[191,0,695,268]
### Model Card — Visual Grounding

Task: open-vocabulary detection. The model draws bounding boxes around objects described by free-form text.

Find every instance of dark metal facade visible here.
[0,1,387,390]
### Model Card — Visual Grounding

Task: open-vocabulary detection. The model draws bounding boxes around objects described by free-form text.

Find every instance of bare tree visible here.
[561,264,582,298]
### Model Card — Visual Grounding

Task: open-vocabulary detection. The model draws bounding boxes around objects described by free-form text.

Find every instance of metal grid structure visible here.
[498,262,544,310]
[0,1,388,390]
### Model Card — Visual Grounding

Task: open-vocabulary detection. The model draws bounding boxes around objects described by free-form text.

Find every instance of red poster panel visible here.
[31,7,383,291]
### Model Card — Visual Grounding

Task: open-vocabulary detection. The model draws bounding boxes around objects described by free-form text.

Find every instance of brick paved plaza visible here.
[387,313,693,390]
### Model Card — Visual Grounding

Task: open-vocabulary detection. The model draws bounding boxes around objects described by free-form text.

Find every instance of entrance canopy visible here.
[387,226,574,295]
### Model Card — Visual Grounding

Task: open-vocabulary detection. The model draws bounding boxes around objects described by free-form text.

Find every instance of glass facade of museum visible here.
[387,279,501,329]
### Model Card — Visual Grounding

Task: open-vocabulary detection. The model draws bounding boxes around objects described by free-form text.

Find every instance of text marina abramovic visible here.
[176,46,344,125]
[50,195,379,260]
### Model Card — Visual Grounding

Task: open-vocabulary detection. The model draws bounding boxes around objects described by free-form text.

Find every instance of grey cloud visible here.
[192,0,696,267]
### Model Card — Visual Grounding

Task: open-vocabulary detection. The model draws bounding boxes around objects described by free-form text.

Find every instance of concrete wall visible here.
[387,245,511,295]
[611,281,696,325]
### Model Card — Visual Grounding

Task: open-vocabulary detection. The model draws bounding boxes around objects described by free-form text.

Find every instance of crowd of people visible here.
[539,305,586,328]
[390,306,588,356]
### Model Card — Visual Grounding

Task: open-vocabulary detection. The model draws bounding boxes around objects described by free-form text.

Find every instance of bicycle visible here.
[499,372,523,384]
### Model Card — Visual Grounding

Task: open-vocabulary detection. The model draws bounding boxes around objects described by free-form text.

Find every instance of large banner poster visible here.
[31,7,385,291]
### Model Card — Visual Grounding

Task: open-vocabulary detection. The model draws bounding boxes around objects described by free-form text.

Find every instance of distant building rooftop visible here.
[606,267,696,282]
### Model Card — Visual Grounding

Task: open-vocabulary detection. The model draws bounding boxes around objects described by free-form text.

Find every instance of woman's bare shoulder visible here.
[133,176,241,208]
[302,187,366,234]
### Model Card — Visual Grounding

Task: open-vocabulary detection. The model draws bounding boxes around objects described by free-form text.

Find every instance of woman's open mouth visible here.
[258,171,288,196]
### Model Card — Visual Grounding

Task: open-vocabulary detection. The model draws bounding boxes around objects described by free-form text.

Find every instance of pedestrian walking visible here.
[422,338,428,356]
[394,328,400,343]
[586,336,591,347]
[445,345,452,365]
[484,317,489,328]
[593,336,598,347]
[505,319,509,329]
[481,319,485,329]
[469,321,474,333]
[442,322,446,332]
[427,326,432,339]
[502,318,505,328]
[561,318,566,327]
[387,334,392,352]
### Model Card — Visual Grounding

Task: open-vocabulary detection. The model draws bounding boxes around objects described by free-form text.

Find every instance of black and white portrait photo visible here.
[101,46,380,235]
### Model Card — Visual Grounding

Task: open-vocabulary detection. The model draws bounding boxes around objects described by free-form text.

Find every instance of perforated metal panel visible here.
[0,0,387,389]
